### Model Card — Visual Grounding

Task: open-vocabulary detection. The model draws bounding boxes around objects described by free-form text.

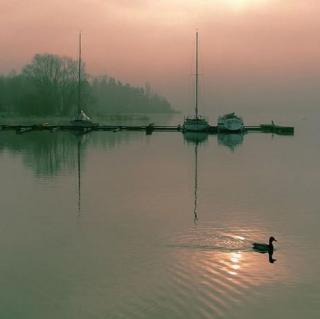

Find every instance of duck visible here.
[252,236,277,253]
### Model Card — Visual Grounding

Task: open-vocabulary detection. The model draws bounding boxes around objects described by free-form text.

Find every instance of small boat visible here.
[183,32,209,132]
[217,112,244,133]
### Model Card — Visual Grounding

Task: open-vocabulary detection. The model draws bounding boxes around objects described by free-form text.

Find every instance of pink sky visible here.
[1,0,319,112]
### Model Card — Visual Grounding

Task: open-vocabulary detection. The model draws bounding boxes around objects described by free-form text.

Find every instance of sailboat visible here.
[183,32,209,132]
[71,32,97,127]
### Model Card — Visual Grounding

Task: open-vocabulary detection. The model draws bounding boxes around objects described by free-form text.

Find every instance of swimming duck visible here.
[252,236,277,253]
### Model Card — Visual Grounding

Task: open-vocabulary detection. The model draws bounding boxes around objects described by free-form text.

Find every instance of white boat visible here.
[71,109,98,126]
[217,112,244,132]
[183,32,209,132]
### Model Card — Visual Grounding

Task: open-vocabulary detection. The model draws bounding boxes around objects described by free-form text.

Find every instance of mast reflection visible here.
[77,137,81,216]
[183,132,208,223]
[75,132,89,217]
[194,141,198,223]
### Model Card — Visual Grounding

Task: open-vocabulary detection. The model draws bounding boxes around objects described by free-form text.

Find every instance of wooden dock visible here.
[0,122,294,135]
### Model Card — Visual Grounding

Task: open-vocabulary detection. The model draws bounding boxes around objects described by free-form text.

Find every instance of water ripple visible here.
[114,225,289,319]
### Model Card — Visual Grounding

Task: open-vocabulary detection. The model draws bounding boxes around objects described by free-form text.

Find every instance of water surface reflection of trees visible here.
[0,131,140,176]
[0,130,246,177]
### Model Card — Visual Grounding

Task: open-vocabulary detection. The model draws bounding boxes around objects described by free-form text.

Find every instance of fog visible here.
[1,0,319,114]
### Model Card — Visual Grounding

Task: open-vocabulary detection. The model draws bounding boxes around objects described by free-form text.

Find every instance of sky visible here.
[1,0,320,114]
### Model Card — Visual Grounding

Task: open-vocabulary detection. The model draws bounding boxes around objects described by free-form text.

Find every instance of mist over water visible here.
[2,1,320,112]
[1,1,319,317]
[0,108,319,318]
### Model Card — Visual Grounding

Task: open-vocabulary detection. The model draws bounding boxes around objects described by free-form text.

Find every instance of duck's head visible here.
[269,236,277,244]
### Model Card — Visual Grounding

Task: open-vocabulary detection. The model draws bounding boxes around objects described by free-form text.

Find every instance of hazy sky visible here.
[1,0,320,113]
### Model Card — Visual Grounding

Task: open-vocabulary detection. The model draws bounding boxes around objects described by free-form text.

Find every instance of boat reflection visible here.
[183,132,208,145]
[218,133,244,151]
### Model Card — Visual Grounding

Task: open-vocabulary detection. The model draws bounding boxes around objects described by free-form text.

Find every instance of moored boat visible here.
[183,117,209,132]
[71,110,98,127]
[217,112,244,132]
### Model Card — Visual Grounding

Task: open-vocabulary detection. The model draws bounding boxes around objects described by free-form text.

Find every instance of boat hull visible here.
[70,120,99,127]
[183,118,209,132]
[71,110,98,127]
[217,113,244,133]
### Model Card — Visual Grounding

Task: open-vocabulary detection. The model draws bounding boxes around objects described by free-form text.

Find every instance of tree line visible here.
[0,54,174,116]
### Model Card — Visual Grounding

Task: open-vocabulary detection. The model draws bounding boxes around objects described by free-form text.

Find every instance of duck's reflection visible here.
[268,251,277,263]
[252,250,277,264]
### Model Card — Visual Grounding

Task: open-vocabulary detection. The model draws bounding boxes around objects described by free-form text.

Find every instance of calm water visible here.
[0,109,320,318]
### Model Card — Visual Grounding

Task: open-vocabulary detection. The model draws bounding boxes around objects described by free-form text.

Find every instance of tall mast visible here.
[195,31,199,119]
[77,32,82,115]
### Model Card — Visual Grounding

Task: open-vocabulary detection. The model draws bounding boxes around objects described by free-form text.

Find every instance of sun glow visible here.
[223,0,267,11]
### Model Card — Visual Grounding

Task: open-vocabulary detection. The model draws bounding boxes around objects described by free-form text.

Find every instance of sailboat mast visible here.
[77,32,82,115]
[195,31,199,119]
